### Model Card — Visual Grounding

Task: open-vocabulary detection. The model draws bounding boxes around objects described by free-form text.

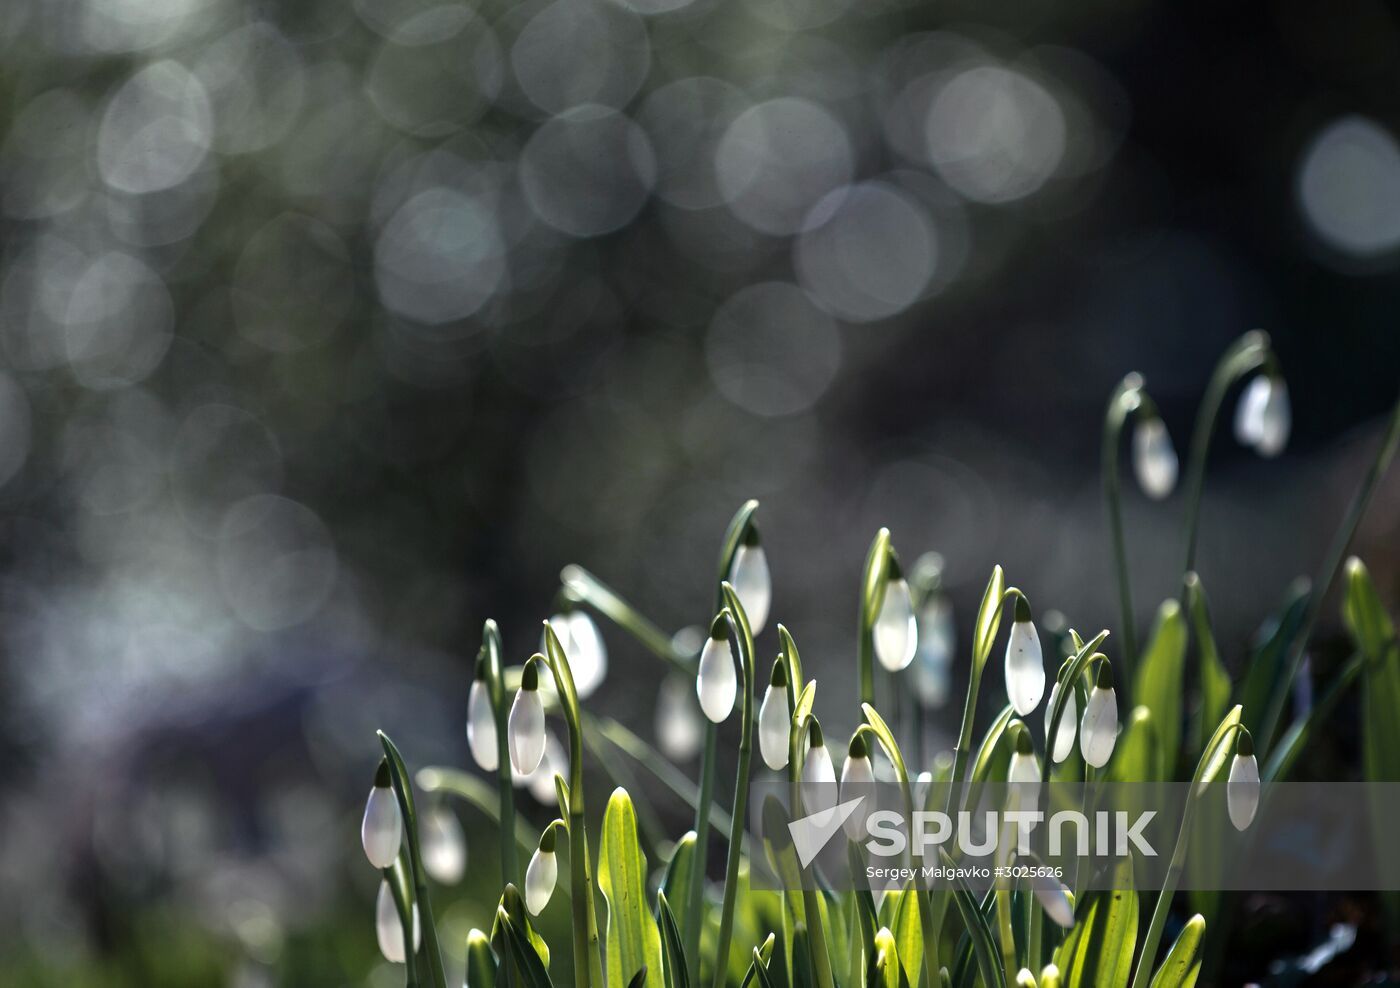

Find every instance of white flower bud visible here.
[376,879,420,963]
[657,673,704,761]
[1007,724,1040,812]
[839,736,876,840]
[800,725,837,825]
[1255,377,1290,457]
[525,833,559,916]
[517,732,566,805]
[361,764,403,870]
[421,805,466,884]
[1033,877,1074,928]
[467,675,498,772]
[1079,664,1118,769]
[1004,600,1045,716]
[1132,417,1178,500]
[1044,681,1077,764]
[546,610,609,699]
[874,573,918,672]
[912,595,954,707]
[696,619,737,723]
[729,533,771,634]
[1227,734,1259,831]
[1234,374,1269,446]
[758,661,792,770]
[509,661,547,776]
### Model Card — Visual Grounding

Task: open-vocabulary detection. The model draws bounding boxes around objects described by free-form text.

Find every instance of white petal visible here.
[525,848,558,915]
[1132,418,1178,500]
[509,688,547,776]
[1256,380,1290,457]
[913,597,954,707]
[839,754,876,839]
[1079,686,1118,768]
[1033,879,1074,928]
[1227,753,1259,830]
[696,635,737,723]
[1234,375,1270,446]
[376,880,421,963]
[1044,682,1078,764]
[521,733,567,804]
[1007,751,1041,812]
[565,611,608,698]
[657,674,704,760]
[361,786,403,870]
[729,543,771,634]
[801,743,837,824]
[1004,620,1046,716]
[758,684,791,770]
[467,679,498,772]
[874,578,918,672]
[421,806,466,884]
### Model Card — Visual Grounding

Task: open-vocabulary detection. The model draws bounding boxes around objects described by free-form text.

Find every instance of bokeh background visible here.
[1,0,1398,984]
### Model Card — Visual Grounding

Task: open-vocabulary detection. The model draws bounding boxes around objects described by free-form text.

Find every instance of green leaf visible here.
[1130,602,1188,779]
[962,704,1015,812]
[599,789,665,988]
[491,884,551,970]
[1054,857,1137,988]
[889,884,925,987]
[751,944,780,988]
[862,528,895,626]
[872,926,902,988]
[1147,914,1203,988]
[1109,707,1161,784]
[942,849,1007,988]
[1183,575,1230,760]
[628,968,651,988]
[497,909,555,988]
[658,893,690,988]
[973,566,1008,675]
[465,928,497,988]
[1345,557,1397,661]
[1237,579,1311,753]
[1263,652,1363,783]
[660,832,696,938]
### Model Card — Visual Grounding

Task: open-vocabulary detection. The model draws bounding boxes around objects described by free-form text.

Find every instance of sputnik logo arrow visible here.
[787,796,866,868]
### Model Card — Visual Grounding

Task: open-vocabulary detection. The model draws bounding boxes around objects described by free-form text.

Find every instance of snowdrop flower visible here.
[696,614,737,723]
[728,526,771,634]
[1227,730,1259,831]
[1004,596,1045,716]
[525,824,561,915]
[873,559,917,672]
[657,674,704,761]
[1235,374,1291,457]
[545,609,608,699]
[839,733,876,840]
[509,657,548,776]
[1007,722,1040,812]
[758,659,792,770]
[1132,415,1178,499]
[466,664,498,772]
[1079,662,1118,769]
[800,721,837,825]
[516,732,567,805]
[1044,680,1077,764]
[376,879,420,963]
[421,805,466,884]
[361,760,403,870]
[912,594,954,708]
[1032,876,1074,928]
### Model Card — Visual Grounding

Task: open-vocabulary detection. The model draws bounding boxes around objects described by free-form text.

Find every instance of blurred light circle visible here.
[77,0,210,53]
[925,65,1066,204]
[748,0,853,31]
[64,392,167,515]
[795,181,938,322]
[613,0,696,16]
[0,372,31,488]
[217,495,337,631]
[374,187,507,324]
[104,163,220,248]
[367,7,502,137]
[63,252,174,390]
[1297,115,1400,260]
[639,77,748,210]
[234,214,353,352]
[171,405,285,537]
[520,105,656,237]
[194,22,306,154]
[705,282,842,417]
[0,235,87,371]
[715,98,854,235]
[98,60,213,195]
[511,0,650,114]
[1,89,91,219]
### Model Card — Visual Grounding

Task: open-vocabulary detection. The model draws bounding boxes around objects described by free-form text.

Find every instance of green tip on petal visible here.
[374,758,392,788]
[886,551,903,582]
[539,821,561,853]
[741,522,761,547]
[1236,729,1254,758]
[1011,722,1034,755]
[769,657,787,688]
[1095,659,1114,690]
[809,719,825,748]
[848,731,868,759]
[709,611,731,641]
[522,655,542,691]
[1014,595,1032,623]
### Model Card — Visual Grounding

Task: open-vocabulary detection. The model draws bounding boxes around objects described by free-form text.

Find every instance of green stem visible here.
[1256,392,1400,751]
[712,587,758,988]
[790,700,838,988]
[685,722,717,985]
[1103,374,1143,674]
[1180,332,1272,579]
[385,857,418,988]
[481,620,517,888]
[858,528,893,706]
[560,564,695,675]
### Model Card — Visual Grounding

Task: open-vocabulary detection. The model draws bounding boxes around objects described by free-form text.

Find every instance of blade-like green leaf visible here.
[628,968,651,988]
[491,884,551,970]
[738,935,777,988]
[890,884,925,987]
[1130,602,1188,779]
[872,926,901,988]
[1147,914,1203,988]
[1055,857,1137,988]
[942,849,1007,988]
[1109,707,1160,783]
[661,832,697,936]
[658,893,690,988]
[498,910,556,988]
[1237,579,1311,753]
[599,788,665,988]
[466,929,497,988]
[1182,575,1230,760]
[974,566,1008,675]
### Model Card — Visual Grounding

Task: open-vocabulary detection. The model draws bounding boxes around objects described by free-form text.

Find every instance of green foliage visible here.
[1131,602,1187,779]
[599,788,665,988]
[1055,858,1137,988]
[1147,915,1203,988]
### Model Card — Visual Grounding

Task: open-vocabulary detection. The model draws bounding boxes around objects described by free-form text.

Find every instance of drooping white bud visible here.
[1234,374,1270,446]
[1032,876,1074,928]
[1132,416,1178,500]
[873,570,918,672]
[376,879,420,963]
[1006,723,1041,812]
[758,660,792,770]
[525,828,560,915]
[696,617,737,723]
[1004,599,1045,716]
[545,610,609,699]
[839,734,876,840]
[729,530,772,634]
[1255,377,1290,457]
[509,659,548,776]
[1227,733,1259,831]
[362,762,403,870]
[657,673,704,761]
[1044,681,1077,764]
[912,595,954,707]
[467,674,498,772]
[800,724,837,824]
[519,732,567,805]
[1079,663,1118,769]
[421,805,466,884]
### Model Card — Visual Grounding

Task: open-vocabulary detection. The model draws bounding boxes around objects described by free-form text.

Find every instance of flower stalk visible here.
[1101,373,1144,671]
[479,620,517,887]
[858,528,894,706]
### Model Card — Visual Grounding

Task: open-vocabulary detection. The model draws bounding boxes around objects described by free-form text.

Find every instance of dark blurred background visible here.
[0,0,1398,984]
